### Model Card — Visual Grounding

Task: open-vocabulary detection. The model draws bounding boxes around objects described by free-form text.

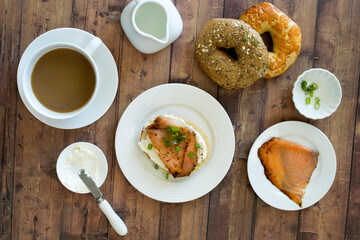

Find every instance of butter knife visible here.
[78,169,128,236]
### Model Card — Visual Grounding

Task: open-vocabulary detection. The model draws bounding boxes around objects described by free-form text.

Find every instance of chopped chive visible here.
[266,62,270,69]
[315,97,320,103]
[154,164,159,170]
[313,83,318,90]
[163,138,171,146]
[188,152,195,158]
[171,131,179,137]
[166,173,169,179]
[147,144,153,150]
[175,146,181,152]
[171,126,180,132]
[314,103,320,110]
[195,143,201,149]
[310,91,314,97]
[253,38,258,46]
[167,126,171,132]
[243,34,248,41]
[305,97,311,105]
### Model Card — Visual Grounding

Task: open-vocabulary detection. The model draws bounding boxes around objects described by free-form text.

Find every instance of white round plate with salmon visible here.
[115,84,235,203]
[248,121,336,210]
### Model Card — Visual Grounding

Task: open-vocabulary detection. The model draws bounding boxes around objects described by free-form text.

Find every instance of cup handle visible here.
[84,37,102,56]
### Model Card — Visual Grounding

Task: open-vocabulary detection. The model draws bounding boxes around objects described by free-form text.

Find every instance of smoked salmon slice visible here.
[258,137,319,207]
[146,116,198,178]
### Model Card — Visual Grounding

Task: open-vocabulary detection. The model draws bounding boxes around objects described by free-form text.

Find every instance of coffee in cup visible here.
[22,38,102,120]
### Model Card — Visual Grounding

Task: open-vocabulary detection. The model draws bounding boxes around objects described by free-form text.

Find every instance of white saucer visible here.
[17,28,118,129]
[247,121,336,210]
[114,84,235,203]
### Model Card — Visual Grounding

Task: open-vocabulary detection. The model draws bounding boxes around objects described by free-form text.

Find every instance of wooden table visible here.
[1,0,359,239]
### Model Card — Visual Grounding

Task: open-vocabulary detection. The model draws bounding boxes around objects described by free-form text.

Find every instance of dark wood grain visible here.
[0,1,22,239]
[0,0,359,239]
[298,0,360,239]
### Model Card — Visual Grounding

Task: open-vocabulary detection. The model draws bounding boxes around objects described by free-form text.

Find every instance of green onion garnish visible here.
[147,144,153,150]
[171,126,180,132]
[314,103,320,110]
[253,38,258,46]
[301,80,320,106]
[163,138,171,146]
[154,164,159,170]
[266,62,270,69]
[195,143,201,149]
[174,135,186,144]
[188,152,195,158]
[167,126,171,132]
[166,173,169,179]
[243,34,248,41]
[175,146,181,152]
[171,131,179,137]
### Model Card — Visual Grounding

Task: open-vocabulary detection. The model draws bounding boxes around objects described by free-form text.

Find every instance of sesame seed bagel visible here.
[195,18,269,89]
[240,2,302,78]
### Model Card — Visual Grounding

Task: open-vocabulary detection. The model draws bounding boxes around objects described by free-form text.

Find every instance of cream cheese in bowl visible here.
[56,142,108,193]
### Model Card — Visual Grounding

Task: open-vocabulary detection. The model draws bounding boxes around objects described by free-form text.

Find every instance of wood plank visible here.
[299,0,360,239]
[156,0,223,239]
[0,0,22,239]
[252,0,321,238]
[59,0,124,239]
[11,1,74,239]
[204,0,267,239]
[11,0,118,239]
[110,0,173,238]
[347,83,360,239]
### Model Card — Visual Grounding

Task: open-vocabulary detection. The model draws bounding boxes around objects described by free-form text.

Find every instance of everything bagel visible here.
[240,2,302,78]
[195,19,269,89]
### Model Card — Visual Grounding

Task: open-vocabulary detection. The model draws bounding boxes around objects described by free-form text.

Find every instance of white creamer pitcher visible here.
[121,0,183,54]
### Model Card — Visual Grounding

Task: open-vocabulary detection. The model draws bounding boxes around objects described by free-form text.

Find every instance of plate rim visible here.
[247,120,337,210]
[114,83,235,203]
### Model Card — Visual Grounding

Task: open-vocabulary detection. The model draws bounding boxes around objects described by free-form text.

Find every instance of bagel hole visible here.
[218,47,238,61]
[260,32,274,52]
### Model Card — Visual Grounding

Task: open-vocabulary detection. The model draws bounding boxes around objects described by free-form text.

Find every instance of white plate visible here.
[17,28,118,129]
[115,84,235,203]
[248,121,336,210]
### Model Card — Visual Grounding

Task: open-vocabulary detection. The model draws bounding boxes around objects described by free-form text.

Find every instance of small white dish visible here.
[17,28,118,129]
[56,142,108,194]
[292,68,342,119]
[248,121,336,210]
[121,0,183,54]
[114,84,235,203]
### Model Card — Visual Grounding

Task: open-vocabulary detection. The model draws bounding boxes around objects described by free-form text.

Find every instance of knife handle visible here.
[98,199,128,236]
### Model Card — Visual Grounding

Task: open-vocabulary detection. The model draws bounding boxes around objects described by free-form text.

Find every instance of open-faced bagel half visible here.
[138,115,211,178]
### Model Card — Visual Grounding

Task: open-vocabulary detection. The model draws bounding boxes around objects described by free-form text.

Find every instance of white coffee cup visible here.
[21,37,102,120]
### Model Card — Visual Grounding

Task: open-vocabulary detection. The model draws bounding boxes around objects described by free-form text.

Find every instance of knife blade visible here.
[78,169,128,236]
[78,169,103,203]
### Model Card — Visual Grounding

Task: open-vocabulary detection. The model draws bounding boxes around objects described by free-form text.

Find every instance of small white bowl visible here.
[56,142,108,193]
[292,68,342,119]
